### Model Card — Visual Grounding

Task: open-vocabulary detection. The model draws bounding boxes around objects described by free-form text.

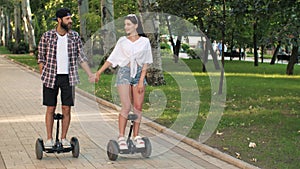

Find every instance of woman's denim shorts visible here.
[116,66,147,86]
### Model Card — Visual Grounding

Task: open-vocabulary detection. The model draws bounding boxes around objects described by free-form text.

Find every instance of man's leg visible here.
[46,106,56,140]
[61,105,71,139]
[59,75,74,141]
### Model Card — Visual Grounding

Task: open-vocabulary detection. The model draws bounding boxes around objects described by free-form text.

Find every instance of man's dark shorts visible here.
[43,74,75,106]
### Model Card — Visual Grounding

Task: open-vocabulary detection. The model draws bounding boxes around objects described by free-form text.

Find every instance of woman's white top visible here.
[107,36,153,78]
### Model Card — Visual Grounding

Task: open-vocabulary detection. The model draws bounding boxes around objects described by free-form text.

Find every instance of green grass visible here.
[246,53,273,59]
[206,60,300,169]
[7,52,300,169]
[8,55,39,70]
[0,46,11,54]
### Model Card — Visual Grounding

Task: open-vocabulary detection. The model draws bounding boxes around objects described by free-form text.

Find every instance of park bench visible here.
[277,54,290,63]
[277,54,300,63]
[224,51,243,60]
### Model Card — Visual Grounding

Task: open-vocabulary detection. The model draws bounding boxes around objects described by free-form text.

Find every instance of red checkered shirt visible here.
[37,29,88,89]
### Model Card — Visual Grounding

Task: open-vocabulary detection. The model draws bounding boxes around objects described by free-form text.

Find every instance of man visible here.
[37,8,96,148]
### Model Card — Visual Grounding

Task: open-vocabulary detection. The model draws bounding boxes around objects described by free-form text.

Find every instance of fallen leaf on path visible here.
[235,152,241,159]
[250,158,257,162]
[249,142,257,148]
[216,130,223,136]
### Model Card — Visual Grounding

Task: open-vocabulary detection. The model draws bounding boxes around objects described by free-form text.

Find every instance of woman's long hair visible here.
[125,14,147,37]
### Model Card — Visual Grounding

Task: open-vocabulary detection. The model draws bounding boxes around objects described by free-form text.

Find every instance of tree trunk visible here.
[202,0,220,72]
[173,36,181,63]
[218,0,226,95]
[165,15,178,63]
[200,36,208,72]
[14,1,22,53]
[100,0,116,71]
[101,0,116,55]
[260,45,264,63]
[138,0,165,86]
[270,41,281,65]
[286,45,298,75]
[5,9,11,47]
[78,0,89,42]
[0,7,5,46]
[253,19,258,66]
[22,0,36,55]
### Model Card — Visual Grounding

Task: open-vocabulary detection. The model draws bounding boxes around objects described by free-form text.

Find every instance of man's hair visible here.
[55,8,71,21]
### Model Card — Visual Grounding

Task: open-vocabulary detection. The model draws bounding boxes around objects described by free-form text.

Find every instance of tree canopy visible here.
[0,0,299,72]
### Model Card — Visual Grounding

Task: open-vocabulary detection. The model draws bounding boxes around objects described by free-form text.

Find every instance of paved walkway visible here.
[0,55,258,169]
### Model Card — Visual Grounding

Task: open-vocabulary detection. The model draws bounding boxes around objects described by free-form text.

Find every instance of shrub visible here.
[181,43,190,53]
[187,48,197,59]
[7,41,29,54]
[160,42,171,50]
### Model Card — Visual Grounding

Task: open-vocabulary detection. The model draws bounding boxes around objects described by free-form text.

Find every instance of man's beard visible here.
[61,22,71,32]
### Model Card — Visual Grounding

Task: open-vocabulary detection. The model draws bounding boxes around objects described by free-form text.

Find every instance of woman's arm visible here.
[95,61,113,80]
[137,64,148,93]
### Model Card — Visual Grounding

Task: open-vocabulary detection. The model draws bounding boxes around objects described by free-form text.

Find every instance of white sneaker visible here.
[61,138,71,147]
[133,136,145,148]
[117,137,128,150]
[44,139,54,148]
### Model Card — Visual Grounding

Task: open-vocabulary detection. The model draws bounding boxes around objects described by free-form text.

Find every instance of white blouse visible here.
[107,36,153,78]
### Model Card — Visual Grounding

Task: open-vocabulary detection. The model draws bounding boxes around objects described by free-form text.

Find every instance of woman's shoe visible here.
[133,136,145,148]
[118,137,128,150]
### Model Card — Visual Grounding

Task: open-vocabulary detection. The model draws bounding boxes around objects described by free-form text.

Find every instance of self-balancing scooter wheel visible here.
[70,137,80,158]
[141,137,151,158]
[107,140,119,161]
[35,138,44,160]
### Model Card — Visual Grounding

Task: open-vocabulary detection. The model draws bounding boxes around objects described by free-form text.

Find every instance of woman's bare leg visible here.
[117,84,132,137]
[131,85,145,137]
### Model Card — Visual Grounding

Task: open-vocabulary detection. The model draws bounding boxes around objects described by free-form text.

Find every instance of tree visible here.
[138,0,165,86]
[101,0,116,55]
[0,6,5,46]
[21,0,36,54]
[165,15,184,63]
[265,0,300,74]
[0,0,13,46]
[283,1,300,75]
[78,0,89,42]
[1,0,298,75]
[156,0,221,71]
[14,0,21,51]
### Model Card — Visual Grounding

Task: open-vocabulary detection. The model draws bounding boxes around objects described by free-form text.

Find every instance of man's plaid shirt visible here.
[37,29,88,89]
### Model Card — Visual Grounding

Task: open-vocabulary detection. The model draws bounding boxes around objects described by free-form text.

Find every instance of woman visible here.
[96,14,153,150]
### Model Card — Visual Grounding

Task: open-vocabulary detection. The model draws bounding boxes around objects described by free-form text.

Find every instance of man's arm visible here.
[38,63,44,75]
[37,32,47,76]
[80,61,97,82]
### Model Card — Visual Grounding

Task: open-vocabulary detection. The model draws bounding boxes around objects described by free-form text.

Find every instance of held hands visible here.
[95,71,101,82]
[88,71,101,83]
[88,73,98,83]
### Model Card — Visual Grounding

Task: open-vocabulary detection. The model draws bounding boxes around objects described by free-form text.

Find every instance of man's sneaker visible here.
[133,136,145,148]
[117,137,128,150]
[44,139,54,148]
[61,138,71,147]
